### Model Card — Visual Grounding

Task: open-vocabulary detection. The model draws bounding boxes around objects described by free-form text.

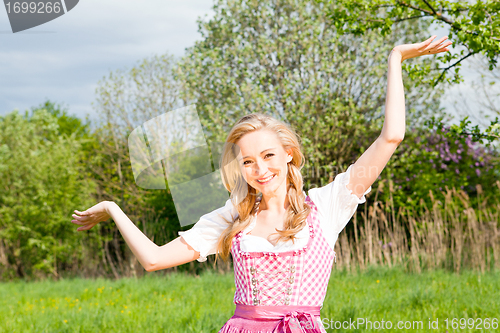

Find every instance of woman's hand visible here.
[71,201,113,231]
[392,35,452,62]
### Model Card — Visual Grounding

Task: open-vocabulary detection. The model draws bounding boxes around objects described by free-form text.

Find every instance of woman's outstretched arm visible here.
[105,202,201,271]
[72,201,201,272]
[346,35,452,199]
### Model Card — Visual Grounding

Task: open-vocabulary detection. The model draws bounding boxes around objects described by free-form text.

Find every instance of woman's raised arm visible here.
[346,35,452,199]
[72,201,200,272]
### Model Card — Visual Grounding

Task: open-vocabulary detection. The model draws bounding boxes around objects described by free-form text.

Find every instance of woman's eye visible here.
[242,154,273,165]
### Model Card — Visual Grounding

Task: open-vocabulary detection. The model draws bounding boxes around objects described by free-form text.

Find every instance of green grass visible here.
[1,266,500,332]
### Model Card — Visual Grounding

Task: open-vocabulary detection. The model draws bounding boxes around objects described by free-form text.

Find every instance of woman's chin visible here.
[258,180,287,195]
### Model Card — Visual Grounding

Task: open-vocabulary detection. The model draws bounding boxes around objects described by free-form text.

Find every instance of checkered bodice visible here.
[230,196,336,307]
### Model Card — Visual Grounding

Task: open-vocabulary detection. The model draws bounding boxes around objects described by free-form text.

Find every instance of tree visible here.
[320,0,500,86]
[440,56,500,144]
[318,0,500,150]
[0,102,96,279]
[92,54,215,276]
[178,0,445,190]
[35,100,92,140]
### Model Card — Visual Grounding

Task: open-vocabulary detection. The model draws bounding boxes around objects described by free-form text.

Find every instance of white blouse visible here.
[178,164,371,262]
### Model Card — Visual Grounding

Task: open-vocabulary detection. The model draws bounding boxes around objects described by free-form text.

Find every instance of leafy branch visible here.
[323,0,500,80]
[426,116,500,147]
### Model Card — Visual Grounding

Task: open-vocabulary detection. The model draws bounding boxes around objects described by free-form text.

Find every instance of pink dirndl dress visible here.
[219,196,336,333]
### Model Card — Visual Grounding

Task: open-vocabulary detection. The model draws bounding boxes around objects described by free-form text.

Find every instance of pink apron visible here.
[219,196,336,333]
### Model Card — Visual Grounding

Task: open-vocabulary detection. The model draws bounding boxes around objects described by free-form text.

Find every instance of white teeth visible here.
[257,175,274,183]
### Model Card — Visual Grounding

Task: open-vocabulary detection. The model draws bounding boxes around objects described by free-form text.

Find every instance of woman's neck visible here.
[259,187,289,215]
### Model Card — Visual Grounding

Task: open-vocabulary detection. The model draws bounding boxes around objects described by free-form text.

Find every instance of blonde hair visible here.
[214,113,311,263]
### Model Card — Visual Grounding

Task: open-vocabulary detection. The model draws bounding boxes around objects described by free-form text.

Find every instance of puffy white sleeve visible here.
[178,198,238,262]
[307,164,371,250]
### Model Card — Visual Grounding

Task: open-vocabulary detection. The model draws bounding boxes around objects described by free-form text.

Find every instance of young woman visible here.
[71,36,452,332]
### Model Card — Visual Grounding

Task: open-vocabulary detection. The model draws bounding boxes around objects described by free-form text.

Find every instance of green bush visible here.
[0,102,96,280]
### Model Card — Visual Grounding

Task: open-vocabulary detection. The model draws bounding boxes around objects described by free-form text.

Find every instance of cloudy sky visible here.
[0,0,494,128]
[0,0,214,123]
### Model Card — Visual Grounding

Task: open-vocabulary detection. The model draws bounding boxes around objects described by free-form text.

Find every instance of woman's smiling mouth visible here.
[256,174,276,184]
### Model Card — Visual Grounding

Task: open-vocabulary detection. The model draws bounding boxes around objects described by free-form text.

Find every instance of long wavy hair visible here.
[214,113,311,263]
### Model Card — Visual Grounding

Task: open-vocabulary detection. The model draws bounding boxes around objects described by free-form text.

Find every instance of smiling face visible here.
[235,129,293,198]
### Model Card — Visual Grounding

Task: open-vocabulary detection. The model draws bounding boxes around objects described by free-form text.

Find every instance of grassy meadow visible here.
[2,266,500,332]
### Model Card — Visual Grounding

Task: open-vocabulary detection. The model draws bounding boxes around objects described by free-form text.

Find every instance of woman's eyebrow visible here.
[241,148,276,160]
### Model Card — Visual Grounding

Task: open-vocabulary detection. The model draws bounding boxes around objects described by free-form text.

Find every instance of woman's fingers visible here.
[431,38,449,49]
[429,43,451,54]
[72,210,90,217]
[71,219,88,226]
[74,208,91,215]
[72,213,90,222]
[435,41,452,51]
[418,35,437,49]
[72,219,95,231]
[395,35,451,61]
[421,36,446,48]
[72,203,110,231]
[420,37,451,55]
[73,218,97,231]
[77,223,95,231]
[424,39,444,52]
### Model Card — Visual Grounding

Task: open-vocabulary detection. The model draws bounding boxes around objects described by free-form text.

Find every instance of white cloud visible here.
[0,0,215,122]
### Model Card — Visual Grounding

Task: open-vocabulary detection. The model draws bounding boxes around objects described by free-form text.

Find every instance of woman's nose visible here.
[253,159,268,175]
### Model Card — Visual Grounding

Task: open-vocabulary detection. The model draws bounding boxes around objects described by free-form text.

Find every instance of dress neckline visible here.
[235,196,316,257]
[243,213,309,248]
